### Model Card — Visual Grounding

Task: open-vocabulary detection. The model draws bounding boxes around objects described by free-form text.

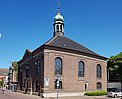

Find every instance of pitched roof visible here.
[22,49,32,60]
[18,49,32,64]
[44,36,107,60]
[18,35,107,63]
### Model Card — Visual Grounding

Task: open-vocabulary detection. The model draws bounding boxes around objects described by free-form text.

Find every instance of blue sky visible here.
[0,0,122,68]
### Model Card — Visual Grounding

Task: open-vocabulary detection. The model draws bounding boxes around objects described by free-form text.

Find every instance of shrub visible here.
[84,90,107,96]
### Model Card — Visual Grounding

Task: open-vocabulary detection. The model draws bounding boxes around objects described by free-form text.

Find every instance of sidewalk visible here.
[8,90,113,99]
[43,92,85,97]
[15,90,85,97]
[15,89,84,96]
[12,90,110,99]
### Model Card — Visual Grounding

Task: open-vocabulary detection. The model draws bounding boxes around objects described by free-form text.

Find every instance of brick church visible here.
[18,7,107,94]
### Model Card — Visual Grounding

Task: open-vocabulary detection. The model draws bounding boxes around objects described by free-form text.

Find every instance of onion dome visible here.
[54,8,64,22]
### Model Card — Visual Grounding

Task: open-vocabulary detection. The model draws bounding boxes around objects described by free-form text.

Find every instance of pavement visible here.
[43,92,84,97]
[0,90,121,99]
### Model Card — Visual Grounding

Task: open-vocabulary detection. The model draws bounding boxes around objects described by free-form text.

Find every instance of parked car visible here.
[107,88,117,92]
[107,89,122,98]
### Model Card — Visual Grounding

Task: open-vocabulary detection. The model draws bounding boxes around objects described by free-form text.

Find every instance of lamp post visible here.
[55,73,60,99]
[56,79,59,99]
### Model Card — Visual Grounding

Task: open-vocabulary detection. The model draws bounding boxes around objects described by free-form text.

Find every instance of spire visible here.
[53,0,64,37]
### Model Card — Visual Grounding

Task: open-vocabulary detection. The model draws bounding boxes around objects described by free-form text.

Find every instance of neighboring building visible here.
[8,66,18,91]
[0,68,9,89]
[3,75,9,90]
[0,76,3,82]
[107,80,121,91]
[0,75,9,90]
[107,74,122,91]
[107,60,122,90]
[18,7,107,94]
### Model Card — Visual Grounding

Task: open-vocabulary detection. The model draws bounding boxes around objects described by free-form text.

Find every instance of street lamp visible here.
[55,72,60,99]
[56,78,60,99]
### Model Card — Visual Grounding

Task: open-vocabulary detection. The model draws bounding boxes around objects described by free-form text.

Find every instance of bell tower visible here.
[53,2,64,37]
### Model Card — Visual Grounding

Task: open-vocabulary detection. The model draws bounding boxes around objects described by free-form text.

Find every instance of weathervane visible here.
[57,0,61,13]
[57,0,60,9]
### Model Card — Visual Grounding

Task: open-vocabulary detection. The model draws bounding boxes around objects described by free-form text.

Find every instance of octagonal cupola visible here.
[53,8,64,37]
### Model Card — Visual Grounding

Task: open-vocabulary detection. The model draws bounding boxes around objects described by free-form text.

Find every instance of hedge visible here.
[84,90,107,96]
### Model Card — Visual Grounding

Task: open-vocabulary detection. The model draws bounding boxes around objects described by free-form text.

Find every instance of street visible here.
[0,90,121,99]
[0,90,41,99]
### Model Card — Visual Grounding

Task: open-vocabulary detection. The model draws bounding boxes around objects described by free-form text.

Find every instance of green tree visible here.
[107,52,122,89]
[12,61,18,81]
[0,79,4,87]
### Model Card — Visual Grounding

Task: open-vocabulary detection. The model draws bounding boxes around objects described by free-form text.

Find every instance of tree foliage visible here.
[12,61,18,71]
[0,79,4,87]
[12,61,18,80]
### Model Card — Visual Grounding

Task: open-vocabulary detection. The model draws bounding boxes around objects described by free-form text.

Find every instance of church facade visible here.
[18,8,107,93]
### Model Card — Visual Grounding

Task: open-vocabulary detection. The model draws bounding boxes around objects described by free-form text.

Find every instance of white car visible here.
[107,89,122,98]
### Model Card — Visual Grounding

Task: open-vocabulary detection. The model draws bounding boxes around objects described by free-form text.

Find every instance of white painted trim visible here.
[45,36,57,45]
[44,49,107,63]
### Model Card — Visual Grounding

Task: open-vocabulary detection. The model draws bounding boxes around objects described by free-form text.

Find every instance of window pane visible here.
[78,61,84,77]
[55,57,62,75]
[97,82,102,90]
[97,64,102,78]
[57,25,59,32]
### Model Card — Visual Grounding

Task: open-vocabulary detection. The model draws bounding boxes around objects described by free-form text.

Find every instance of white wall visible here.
[107,82,121,89]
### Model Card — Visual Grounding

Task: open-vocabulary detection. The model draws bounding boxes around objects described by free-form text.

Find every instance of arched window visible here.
[55,57,62,75]
[57,25,59,32]
[78,61,84,77]
[97,64,102,78]
[96,82,102,90]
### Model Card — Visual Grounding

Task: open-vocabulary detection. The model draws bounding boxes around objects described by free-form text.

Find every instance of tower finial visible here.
[57,0,60,14]
[58,0,60,9]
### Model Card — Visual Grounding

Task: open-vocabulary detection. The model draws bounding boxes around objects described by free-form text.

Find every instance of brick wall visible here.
[44,49,107,92]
